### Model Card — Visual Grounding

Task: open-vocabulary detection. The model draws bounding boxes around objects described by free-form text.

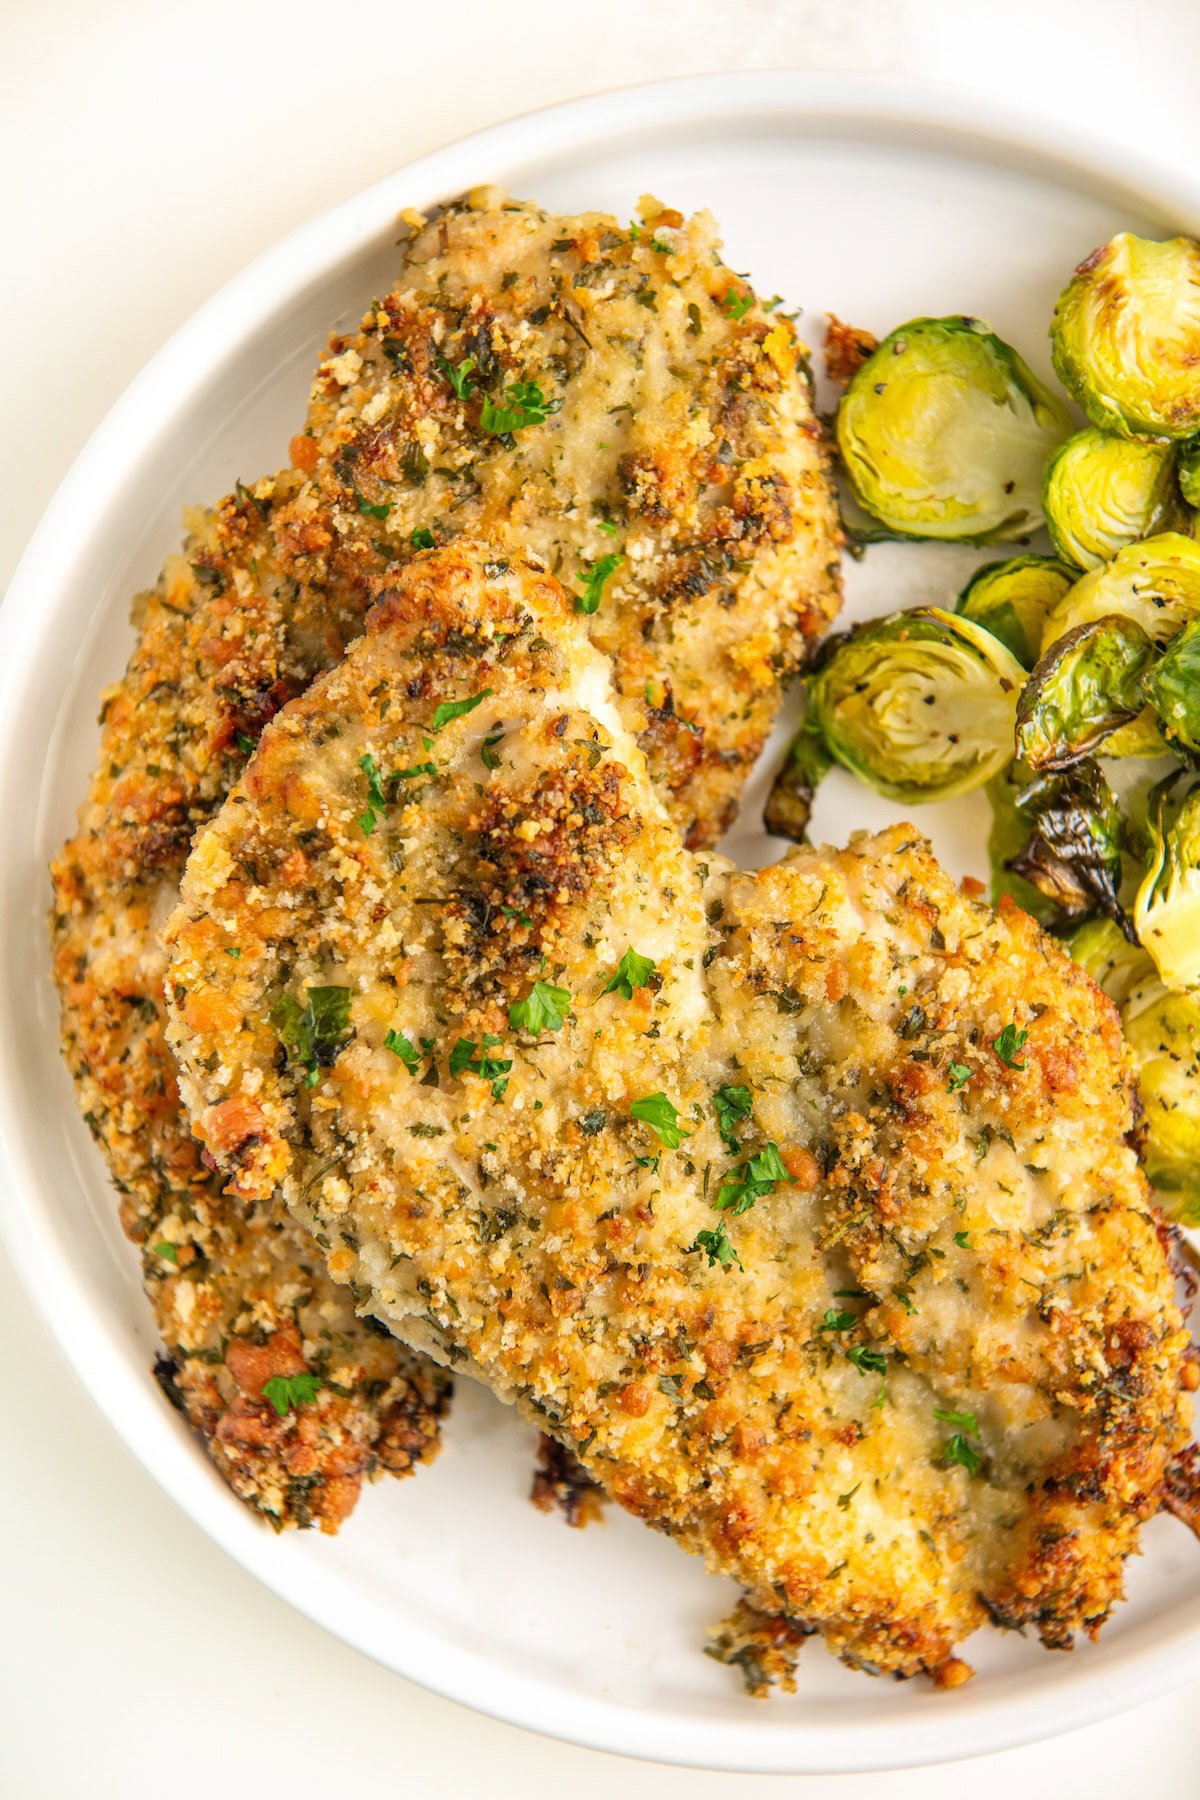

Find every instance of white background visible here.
[4,2,1200,1793]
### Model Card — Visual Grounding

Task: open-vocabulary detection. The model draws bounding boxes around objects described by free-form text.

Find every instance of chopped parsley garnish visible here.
[722,287,753,321]
[598,519,619,537]
[714,1142,794,1216]
[261,1372,323,1418]
[354,487,391,520]
[153,1240,178,1263]
[449,1034,512,1099]
[358,751,390,835]
[946,1062,972,1092]
[845,1344,887,1375]
[992,1023,1029,1070]
[410,526,435,550]
[383,1028,421,1074]
[837,1483,861,1510]
[392,760,437,782]
[692,1222,743,1271]
[712,1082,752,1153]
[270,985,354,1088]
[817,1308,857,1333]
[630,1091,690,1148]
[235,731,256,755]
[933,1406,978,1434]
[575,551,623,616]
[436,351,476,399]
[953,1229,971,1249]
[602,946,656,999]
[509,980,572,1034]
[224,947,241,959]
[431,688,493,732]
[942,1433,982,1476]
[480,731,503,770]
[479,379,561,433]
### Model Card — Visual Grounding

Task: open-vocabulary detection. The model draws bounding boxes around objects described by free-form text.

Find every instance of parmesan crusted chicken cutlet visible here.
[165,542,1193,1680]
[51,189,839,1527]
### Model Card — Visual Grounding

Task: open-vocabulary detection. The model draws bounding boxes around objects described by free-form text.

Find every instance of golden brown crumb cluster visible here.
[166,541,1191,1677]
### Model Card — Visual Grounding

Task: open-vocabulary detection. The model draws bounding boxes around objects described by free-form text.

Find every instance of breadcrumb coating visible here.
[166,541,1192,1677]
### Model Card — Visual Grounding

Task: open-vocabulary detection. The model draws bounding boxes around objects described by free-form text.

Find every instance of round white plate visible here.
[4,72,1199,1775]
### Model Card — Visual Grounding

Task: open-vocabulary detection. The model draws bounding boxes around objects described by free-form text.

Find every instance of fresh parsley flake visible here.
[722,287,753,321]
[509,980,571,1035]
[817,1308,857,1334]
[630,1091,690,1149]
[271,986,353,1088]
[479,379,561,433]
[410,526,435,550]
[933,1406,979,1434]
[358,751,390,835]
[942,1433,982,1476]
[575,551,623,616]
[437,351,476,399]
[480,731,503,770]
[153,1240,178,1263]
[598,518,619,537]
[449,1034,512,1097]
[224,947,241,959]
[946,1062,972,1092]
[692,1222,743,1271]
[602,946,656,1000]
[392,760,437,782]
[431,688,493,732]
[384,1028,421,1074]
[712,1083,752,1153]
[261,1372,323,1418]
[714,1142,794,1216]
[235,731,256,755]
[846,1344,887,1376]
[993,1023,1029,1070]
[354,487,391,520]
[953,1229,971,1249]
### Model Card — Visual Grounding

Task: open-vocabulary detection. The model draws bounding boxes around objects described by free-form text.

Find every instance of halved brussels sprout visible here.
[1004,761,1132,932]
[809,608,1025,804]
[955,555,1075,669]
[1122,977,1200,1221]
[987,763,1059,924]
[1134,775,1200,990]
[1143,615,1200,754]
[836,317,1070,543]
[764,709,831,843]
[1015,615,1155,771]
[1040,532,1200,653]
[1066,916,1153,1006]
[1178,441,1200,508]
[1051,233,1200,441]
[1043,428,1181,571]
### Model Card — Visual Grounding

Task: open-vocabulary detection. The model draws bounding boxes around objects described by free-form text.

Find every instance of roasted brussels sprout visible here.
[836,317,1070,543]
[1003,761,1133,933]
[1134,775,1200,991]
[1051,233,1200,441]
[1043,428,1181,570]
[955,555,1075,669]
[1039,532,1200,653]
[1066,917,1153,1006]
[764,710,831,843]
[1178,440,1200,508]
[1143,615,1200,754]
[809,609,1025,803]
[1123,976,1200,1221]
[1015,615,1155,770]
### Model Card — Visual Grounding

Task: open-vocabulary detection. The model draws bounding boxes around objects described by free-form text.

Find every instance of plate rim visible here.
[5,68,1200,1774]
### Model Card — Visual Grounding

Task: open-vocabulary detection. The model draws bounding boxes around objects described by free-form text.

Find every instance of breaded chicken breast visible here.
[51,189,839,1527]
[165,541,1192,1678]
[50,481,449,1531]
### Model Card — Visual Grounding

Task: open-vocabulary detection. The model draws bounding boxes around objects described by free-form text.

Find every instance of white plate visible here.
[4,73,1199,1775]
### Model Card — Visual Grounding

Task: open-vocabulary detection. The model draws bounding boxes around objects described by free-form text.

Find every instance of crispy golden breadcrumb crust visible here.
[165,541,1193,1678]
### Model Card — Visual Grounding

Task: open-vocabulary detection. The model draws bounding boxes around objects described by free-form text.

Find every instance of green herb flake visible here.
[946,1062,972,1092]
[953,1229,971,1249]
[354,487,391,520]
[449,1034,512,1092]
[942,1433,982,1476]
[575,551,624,616]
[410,526,436,550]
[437,351,476,399]
[692,1223,743,1271]
[509,980,572,1035]
[261,1372,323,1418]
[153,1240,178,1264]
[481,732,504,771]
[384,1028,421,1075]
[712,1082,752,1153]
[933,1406,979,1434]
[846,1344,887,1376]
[270,985,354,1088]
[630,1091,690,1149]
[479,379,561,434]
[817,1308,857,1334]
[714,1142,794,1216]
[431,688,493,732]
[224,947,241,959]
[722,287,753,321]
[235,732,256,755]
[602,946,656,1000]
[993,1023,1029,1070]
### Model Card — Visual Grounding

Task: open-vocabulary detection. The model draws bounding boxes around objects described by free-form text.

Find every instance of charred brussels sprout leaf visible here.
[1134,775,1200,990]
[764,708,832,842]
[987,764,1059,924]
[1122,976,1200,1221]
[809,609,1024,803]
[1051,234,1200,441]
[836,317,1070,543]
[1066,917,1154,1006]
[1040,532,1200,654]
[955,555,1075,669]
[1143,616,1200,753]
[1015,615,1155,771]
[1004,761,1133,935]
[1043,428,1183,571]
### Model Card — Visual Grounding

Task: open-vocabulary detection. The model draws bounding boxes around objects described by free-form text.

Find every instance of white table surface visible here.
[4,1,1200,1791]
